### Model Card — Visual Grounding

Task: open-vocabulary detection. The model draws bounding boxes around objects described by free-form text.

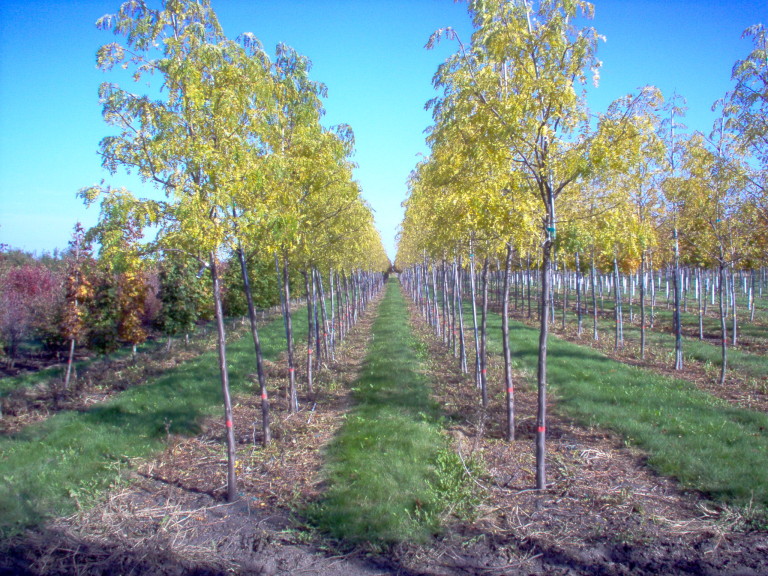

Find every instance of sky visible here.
[0,0,765,262]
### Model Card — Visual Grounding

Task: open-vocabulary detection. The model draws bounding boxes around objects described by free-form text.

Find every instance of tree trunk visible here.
[591,251,598,342]
[673,230,683,370]
[537,237,552,490]
[575,252,583,337]
[502,243,515,441]
[303,271,314,394]
[640,252,646,359]
[480,257,489,408]
[210,252,238,502]
[64,338,76,390]
[526,254,533,319]
[695,268,703,340]
[282,256,298,413]
[432,265,441,338]
[469,248,481,390]
[731,268,738,347]
[719,262,728,385]
[237,246,270,446]
[315,268,330,363]
[455,258,468,373]
[613,257,623,350]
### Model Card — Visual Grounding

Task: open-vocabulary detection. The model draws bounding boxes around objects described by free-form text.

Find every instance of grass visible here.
[0,320,232,399]
[309,280,477,544]
[0,311,305,538]
[478,305,768,507]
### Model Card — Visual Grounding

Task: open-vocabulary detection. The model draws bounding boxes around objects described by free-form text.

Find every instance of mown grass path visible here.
[477,306,768,508]
[0,310,308,537]
[310,280,456,544]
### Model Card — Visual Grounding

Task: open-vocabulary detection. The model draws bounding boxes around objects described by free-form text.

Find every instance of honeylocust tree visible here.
[429,0,601,489]
[86,0,276,501]
[727,24,768,226]
[676,123,748,384]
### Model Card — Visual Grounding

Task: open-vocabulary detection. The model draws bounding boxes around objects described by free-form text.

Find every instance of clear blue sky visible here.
[0,0,764,261]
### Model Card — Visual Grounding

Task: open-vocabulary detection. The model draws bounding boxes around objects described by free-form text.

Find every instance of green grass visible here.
[515,285,768,383]
[0,312,306,537]
[479,306,768,507]
[0,321,229,399]
[309,280,477,544]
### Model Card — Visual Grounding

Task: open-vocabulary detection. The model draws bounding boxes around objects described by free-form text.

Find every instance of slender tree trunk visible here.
[613,257,623,350]
[591,251,598,342]
[312,269,322,369]
[64,338,76,390]
[282,257,298,413]
[537,237,552,490]
[575,252,583,337]
[697,268,704,340]
[469,248,481,389]
[432,265,441,338]
[719,262,728,385]
[449,262,457,356]
[649,254,656,329]
[673,231,683,370]
[480,257,489,408]
[237,246,270,446]
[527,254,532,319]
[329,271,337,350]
[502,243,515,441]
[731,268,738,347]
[303,271,314,394]
[316,268,331,362]
[210,252,237,502]
[640,252,646,359]
[561,264,568,331]
[456,258,468,373]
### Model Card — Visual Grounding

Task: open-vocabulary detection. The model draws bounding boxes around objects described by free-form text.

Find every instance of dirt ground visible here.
[2,290,767,575]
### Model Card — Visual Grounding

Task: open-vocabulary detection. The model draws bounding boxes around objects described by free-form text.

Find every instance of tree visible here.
[156,255,206,347]
[660,93,689,371]
[87,0,275,502]
[432,0,601,489]
[61,223,93,389]
[0,263,60,362]
[727,23,768,227]
[676,123,748,384]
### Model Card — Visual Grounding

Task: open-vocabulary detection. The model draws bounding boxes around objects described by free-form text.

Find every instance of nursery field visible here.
[1,279,767,576]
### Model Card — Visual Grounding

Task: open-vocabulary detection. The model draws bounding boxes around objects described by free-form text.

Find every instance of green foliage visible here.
[155,256,208,337]
[85,266,119,354]
[222,253,280,316]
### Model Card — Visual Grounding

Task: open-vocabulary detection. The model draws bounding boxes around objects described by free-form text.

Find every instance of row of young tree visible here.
[3,0,390,501]
[396,0,768,490]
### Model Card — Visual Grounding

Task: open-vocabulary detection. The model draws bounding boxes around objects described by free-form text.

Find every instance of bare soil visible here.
[2,289,767,575]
